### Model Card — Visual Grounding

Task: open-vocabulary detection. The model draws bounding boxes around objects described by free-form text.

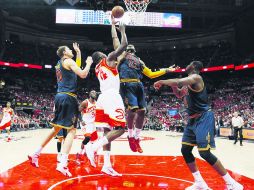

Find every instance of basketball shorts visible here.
[0,113,11,130]
[95,91,126,128]
[50,93,79,129]
[120,82,147,110]
[80,123,96,135]
[56,129,67,139]
[182,111,216,151]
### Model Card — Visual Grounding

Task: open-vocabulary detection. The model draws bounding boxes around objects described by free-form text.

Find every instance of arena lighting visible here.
[235,63,254,70]
[173,64,234,73]
[66,0,80,6]
[45,65,52,69]
[44,0,57,5]
[0,61,42,70]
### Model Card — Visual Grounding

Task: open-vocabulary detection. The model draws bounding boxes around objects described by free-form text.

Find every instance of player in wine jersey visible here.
[111,16,177,153]
[154,61,243,190]
[76,90,97,160]
[0,102,14,141]
[85,21,127,176]
[28,43,93,177]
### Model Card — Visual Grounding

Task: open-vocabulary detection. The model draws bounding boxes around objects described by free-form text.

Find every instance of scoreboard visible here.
[56,9,182,28]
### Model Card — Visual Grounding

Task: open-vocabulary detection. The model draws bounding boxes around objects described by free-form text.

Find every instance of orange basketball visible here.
[112,6,125,18]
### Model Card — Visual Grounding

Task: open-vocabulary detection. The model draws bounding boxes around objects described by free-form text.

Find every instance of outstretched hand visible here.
[154,80,164,90]
[73,42,80,53]
[119,21,126,33]
[86,56,93,65]
[167,64,180,72]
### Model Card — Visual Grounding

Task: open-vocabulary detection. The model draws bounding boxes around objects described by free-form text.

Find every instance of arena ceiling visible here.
[0,0,253,40]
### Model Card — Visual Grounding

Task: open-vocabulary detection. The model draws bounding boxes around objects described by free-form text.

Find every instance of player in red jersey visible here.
[0,102,14,141]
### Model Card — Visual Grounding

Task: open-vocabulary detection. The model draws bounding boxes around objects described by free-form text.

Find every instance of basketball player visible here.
[28,43,93,177]
[154,61,243,190]
[56,42,81,163]
[85,21,127,176]
[0,102,14,142]
[111,16,176,153]
[76,90,97,160]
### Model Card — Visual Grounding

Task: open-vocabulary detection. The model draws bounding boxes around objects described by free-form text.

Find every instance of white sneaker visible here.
[226,181,243,190]
[185,181,212,190]
[56,165,72,177]
[101,166,122,177]
[28,155,39,168]
[86,144,96,167]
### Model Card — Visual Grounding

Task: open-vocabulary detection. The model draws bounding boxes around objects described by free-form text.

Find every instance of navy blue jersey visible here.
[185,81,210,115]
[118,53,143,80]
[55,59,77,93]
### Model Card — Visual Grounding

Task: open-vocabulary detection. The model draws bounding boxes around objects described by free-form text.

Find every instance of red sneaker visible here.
[135,138,143,153]
[127,136,137,152]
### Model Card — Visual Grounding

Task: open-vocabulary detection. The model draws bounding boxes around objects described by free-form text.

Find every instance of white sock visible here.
[81,147,86,155]
[35,146,43,156]
[103,151,111,167]
[128,129,134,137]
[223,172,235,184]
[192,171,205,182]
[134,128,142,139]
[60,153,68,167]
[92,136,109,151]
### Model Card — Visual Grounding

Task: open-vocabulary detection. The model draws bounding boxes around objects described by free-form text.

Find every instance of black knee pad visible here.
[181,145,195,163]
[114,126,124,130]
[82,136,91,145]
[199,150,218,166]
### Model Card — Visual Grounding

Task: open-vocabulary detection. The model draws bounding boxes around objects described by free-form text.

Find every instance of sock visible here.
[134,128,142,139]
[60,153,68,167]
[128,129,134,138]
[192,171,205,182]
[57,141,62,153]
[35,146,43,156]
[93,136,109,151]
[81,146,86,155]
[223,172,235,184]
[103,151,111,167]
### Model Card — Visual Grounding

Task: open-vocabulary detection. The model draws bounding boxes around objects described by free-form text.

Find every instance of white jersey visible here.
[95,58,120,93]
[82,99,96,124]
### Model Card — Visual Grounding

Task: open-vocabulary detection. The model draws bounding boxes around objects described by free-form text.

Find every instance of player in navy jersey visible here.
[28,43,93,177]
[154,61,243,190]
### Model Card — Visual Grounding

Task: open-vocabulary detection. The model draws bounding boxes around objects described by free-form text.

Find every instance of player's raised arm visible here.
[107,22,128,66]
[154,74,202,90]
[66,56,93,79]
[111,15,120,50]
[141,60,177,79]
[73,42,81,67]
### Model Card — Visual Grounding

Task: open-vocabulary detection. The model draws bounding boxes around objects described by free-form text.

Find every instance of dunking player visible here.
[154,61,243,190]
[0,102,14,141]
[111,17,176,153]
[28,43,93,177]
[85,21,127,176]
[76,90,98,159]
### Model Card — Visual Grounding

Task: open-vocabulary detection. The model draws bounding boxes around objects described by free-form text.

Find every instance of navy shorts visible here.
[182,111,216,151]
[56,129,67,139]
[50,93,79,129]
[120,82,147,110]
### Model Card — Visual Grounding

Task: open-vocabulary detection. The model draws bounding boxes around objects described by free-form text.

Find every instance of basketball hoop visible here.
[123,0,151,12]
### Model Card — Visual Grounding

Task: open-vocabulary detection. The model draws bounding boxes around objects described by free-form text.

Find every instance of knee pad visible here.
[181,145,195,163]
[199,150,218,166]
[114,126,124,130]
[82,136,91,145]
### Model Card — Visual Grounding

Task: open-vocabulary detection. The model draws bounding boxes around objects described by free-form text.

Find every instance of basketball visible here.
[112,6,125,18]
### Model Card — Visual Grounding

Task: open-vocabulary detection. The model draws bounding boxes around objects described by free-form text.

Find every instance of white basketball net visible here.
[123,0,151,12]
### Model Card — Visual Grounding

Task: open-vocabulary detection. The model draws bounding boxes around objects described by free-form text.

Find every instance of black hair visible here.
[92,51,104,65]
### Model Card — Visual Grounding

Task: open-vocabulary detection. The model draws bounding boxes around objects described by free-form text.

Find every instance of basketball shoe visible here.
[135,138,143,153]
[185,181,212,190]
[226,181,243,190]
[28,154,39,168]
[56,164,72,177]
[101,166,122,177]
[127,136,137,152]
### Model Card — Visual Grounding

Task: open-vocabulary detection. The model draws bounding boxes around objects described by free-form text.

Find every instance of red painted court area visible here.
[0,154,253,190]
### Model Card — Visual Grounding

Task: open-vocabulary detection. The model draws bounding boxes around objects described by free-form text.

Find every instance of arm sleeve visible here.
[142,66,166,79]
[76,58,81,68]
